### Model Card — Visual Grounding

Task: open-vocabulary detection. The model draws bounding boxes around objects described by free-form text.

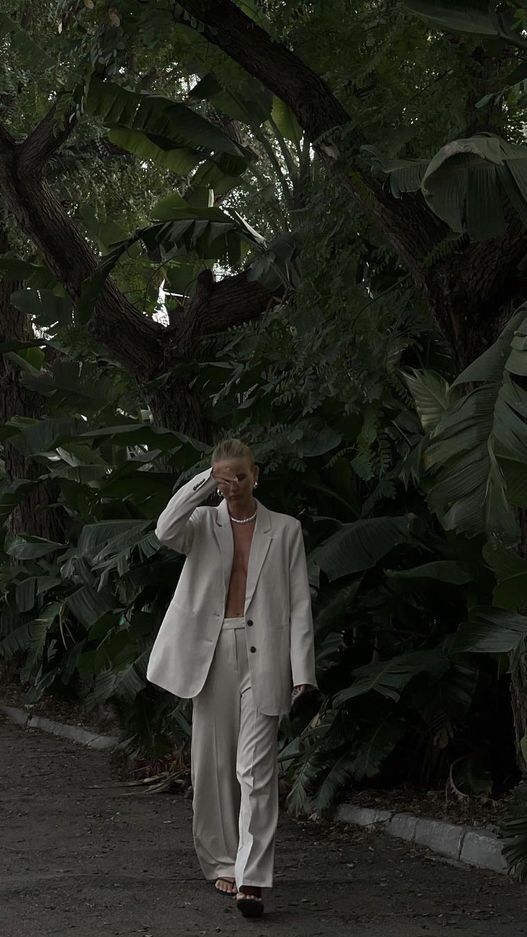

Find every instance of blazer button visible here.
[247,619,253,626]
[250,646,256,653]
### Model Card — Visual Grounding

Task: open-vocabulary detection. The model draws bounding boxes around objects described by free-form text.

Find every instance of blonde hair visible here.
[211,437,255,465]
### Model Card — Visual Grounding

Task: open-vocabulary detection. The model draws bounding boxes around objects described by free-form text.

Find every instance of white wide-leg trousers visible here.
[190,616,280,888]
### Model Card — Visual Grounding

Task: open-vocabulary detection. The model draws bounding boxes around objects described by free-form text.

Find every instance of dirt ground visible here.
[344,786,508,830]
[1,714,526,937]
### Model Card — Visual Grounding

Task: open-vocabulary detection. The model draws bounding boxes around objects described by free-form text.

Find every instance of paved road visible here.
[1,714,526,937]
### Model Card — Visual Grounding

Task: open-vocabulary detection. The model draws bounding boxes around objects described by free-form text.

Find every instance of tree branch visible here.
[18,101,77,176]
[0,144,165,378]
[175,0,447,283]
[1,143,280,381]
[196,270,279,336]
[176,0,527,365]
[177,1,351,142]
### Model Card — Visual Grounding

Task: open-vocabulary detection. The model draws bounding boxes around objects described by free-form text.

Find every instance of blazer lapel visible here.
[213,498,234,600]
[244,500,272,614]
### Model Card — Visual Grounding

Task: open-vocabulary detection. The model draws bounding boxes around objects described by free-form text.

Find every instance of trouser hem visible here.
[238,880,273,888]
[204,873,273,887]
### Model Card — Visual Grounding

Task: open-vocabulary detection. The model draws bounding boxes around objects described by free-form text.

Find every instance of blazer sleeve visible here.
[155,467,217,555]
[289,520,318,689]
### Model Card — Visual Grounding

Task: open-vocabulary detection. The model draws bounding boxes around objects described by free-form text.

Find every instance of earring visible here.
[254,481,258,488]
[216,489,223,498]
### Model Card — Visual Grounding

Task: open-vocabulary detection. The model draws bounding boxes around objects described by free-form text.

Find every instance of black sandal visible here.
[214,877,236,897]
[236,885,264,918]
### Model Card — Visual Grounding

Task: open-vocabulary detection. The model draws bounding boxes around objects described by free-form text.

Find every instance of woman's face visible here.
[212,456,259,504]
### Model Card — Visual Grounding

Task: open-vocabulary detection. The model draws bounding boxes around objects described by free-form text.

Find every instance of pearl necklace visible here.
[229,502,258,524]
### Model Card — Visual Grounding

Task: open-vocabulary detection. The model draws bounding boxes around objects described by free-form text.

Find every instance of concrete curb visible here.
[0,704,119,751]
[335,803,507,875]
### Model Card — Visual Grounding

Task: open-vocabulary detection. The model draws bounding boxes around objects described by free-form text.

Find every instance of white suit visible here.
[146,467,317,715]
[146,467,317,887]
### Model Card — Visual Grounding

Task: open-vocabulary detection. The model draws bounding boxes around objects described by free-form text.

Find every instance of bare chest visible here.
[231,522,255,572]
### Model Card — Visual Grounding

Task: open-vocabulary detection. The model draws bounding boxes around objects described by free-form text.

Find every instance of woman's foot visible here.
[215,876,237,895]
[236,885,264,918]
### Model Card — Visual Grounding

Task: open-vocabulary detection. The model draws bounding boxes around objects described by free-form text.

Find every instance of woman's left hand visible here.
[292,684,308,699]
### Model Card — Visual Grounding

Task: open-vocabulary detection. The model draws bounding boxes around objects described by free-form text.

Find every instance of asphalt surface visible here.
[1,714,526,936]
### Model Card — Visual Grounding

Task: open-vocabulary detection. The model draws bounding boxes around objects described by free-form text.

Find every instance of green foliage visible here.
[368,134,527,241]
[2,0,527,875]
[334,651,450,706]
[402,304,527,542]
[403,1,513,37]
[85,76,250,174]
[483,543,527,608]
[78,197,263,321]
[454,607,527,653]
[0,346,211,749]
[310,516,416,582]
[189,69,273,127]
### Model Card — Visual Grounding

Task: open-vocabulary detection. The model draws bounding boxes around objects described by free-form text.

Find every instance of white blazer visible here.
[146,467,318,716]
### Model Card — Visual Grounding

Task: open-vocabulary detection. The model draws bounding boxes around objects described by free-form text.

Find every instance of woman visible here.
[146,437,317,918]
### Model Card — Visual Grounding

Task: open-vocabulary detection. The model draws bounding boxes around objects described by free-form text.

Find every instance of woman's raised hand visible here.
[211,467,239,488]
